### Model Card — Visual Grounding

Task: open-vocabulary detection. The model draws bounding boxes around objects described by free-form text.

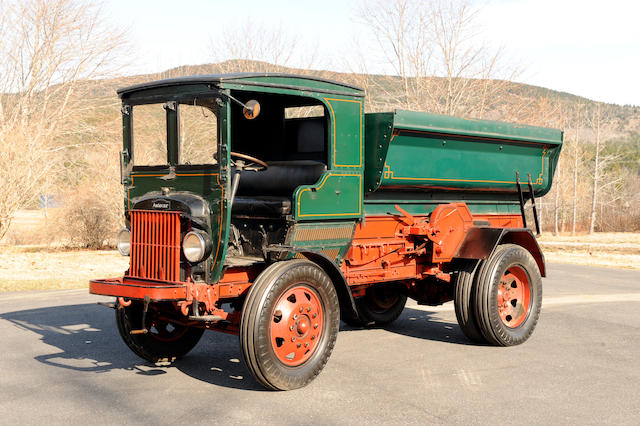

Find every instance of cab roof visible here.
[117,73,364,98]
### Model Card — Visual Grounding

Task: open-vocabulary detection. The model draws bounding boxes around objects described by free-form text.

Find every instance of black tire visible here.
[453,261,487,343]
[239,260,340,390]
[340,305,365,327]
[351,283,407,326]
[473,244,542,346]
[116,301,204,363]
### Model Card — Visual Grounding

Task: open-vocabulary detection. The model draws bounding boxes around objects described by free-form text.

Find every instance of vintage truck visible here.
[90,74,563,390]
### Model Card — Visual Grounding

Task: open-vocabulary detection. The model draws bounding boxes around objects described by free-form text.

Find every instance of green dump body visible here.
[364,110,563,197]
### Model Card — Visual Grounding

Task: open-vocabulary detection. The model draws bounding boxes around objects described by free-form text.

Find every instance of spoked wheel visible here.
[240,260,340,390]
[473,244,542,346]
[116,301,204,363]
[346,283,407,327]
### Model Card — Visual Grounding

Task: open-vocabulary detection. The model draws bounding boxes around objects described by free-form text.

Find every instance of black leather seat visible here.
[235,161,327,196]
[232,161,326,216]
[232,196,292,216]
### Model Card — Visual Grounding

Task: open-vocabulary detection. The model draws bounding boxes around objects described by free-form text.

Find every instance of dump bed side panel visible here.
[364,110,563,196]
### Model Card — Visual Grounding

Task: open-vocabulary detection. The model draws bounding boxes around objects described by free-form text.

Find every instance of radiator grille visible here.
[129,210,181,282]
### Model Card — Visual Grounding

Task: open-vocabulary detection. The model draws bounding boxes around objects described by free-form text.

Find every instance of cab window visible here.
[132,104,167,166]
[179,101,219,165]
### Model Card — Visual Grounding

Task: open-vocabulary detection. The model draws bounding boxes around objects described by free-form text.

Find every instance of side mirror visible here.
[243,100,261,120]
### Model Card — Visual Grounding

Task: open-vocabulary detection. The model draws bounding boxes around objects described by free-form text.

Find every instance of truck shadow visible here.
[340,306,475,346]
[0,303,264,391]
[1,302,473,391]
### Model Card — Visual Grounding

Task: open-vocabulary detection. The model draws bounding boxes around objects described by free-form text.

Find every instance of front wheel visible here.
[116,301,204,363]
[473,244,542,346]
[240,260,340,390]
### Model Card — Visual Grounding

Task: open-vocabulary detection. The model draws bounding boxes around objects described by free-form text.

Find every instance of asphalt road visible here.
[0,263,638,425]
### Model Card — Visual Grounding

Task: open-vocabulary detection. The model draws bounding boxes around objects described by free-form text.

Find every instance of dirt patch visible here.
[0,245,128,291]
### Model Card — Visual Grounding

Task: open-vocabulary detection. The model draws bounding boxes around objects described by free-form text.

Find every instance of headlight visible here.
[116,228,131,256]
[183,230,211,263]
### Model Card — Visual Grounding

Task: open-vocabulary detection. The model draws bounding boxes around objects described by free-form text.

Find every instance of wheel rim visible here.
[269,285,324,367]
[148,320,188,342]
[132,309,188,342]
[497,265,531,328]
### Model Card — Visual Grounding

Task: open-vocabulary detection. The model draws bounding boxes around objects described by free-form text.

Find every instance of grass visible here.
[538,232,640,244]
[0,279,91,292]
[1,232,639,292]
[538,232,640,270]
[0,245,128,292]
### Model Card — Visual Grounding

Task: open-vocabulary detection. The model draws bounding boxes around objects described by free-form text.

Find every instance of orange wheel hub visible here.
[269,285,324,366]
[497,266,531,328]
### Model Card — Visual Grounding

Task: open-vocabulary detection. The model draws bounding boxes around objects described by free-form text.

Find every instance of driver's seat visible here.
[231,160,326,217]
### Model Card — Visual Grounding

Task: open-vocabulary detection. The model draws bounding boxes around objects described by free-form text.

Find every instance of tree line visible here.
[1,0,637,246]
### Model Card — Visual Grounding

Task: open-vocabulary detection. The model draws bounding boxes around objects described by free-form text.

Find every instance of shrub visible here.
[53,186,122,249]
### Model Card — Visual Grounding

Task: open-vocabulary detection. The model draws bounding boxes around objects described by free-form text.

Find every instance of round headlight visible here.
[116,228,131,256]
[183,231,208,263]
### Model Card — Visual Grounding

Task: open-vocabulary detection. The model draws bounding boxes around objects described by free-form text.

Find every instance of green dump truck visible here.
[90,74,563,390]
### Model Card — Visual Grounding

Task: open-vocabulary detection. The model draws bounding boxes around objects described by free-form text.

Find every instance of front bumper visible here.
[89,277,187,301]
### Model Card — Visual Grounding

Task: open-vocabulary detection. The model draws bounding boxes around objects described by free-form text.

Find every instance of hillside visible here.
[80,60,640,133]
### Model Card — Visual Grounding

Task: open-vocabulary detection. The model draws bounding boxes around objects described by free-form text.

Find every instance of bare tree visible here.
[207,20,318,75]
[587,104,620,233]
[0,0,127,239]
[571,104,582,235]
[357,0,519,117]
[357,0,427,109]
[588,105,602,234]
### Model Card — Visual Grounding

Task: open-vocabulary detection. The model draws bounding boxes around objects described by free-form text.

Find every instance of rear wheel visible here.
[453,261,488,343]
[240,260,340,390]
[116,301,204,363]
[473,244,542,346]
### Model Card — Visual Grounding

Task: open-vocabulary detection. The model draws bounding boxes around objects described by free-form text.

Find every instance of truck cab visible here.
[116,74,363,283]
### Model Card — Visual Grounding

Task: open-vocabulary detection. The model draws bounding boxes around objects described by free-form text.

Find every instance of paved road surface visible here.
[0,263,638,425]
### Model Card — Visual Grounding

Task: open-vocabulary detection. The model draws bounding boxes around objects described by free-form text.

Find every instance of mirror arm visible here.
[219,93,260,119]
[220,92,249,110]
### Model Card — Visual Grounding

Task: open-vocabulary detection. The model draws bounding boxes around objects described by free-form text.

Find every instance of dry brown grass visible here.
[538,232,640,244]
[1,232,638,292]
[538,232,640,270]
[0,245,128,291]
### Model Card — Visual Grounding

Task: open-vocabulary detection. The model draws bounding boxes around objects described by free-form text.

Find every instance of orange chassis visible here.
[90,203,525,334]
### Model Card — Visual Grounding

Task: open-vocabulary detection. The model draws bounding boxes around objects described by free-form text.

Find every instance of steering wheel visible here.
[230,151,269,171]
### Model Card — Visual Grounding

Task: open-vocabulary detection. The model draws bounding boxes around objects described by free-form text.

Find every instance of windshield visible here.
[132,103,166,166]
[179,100,218,165]
[130,98,219,167]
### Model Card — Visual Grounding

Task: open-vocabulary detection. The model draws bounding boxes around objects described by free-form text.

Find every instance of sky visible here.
[104,0,640,106]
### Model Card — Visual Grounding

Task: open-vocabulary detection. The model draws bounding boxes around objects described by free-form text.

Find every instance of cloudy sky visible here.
[105,0,640,106]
